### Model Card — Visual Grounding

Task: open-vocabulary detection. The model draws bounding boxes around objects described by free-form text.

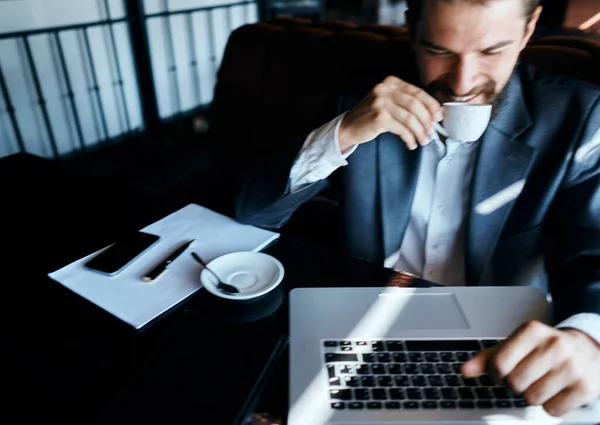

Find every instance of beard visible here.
[425,78,510,120]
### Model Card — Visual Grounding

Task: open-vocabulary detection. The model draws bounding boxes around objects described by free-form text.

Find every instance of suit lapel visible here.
[378,133,421,259]
[466,70,538,285]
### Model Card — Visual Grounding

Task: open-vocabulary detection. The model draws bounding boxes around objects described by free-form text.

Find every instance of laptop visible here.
[289,286,600,424]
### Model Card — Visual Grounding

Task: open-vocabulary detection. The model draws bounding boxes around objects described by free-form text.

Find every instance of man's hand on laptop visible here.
[462,320,600,417]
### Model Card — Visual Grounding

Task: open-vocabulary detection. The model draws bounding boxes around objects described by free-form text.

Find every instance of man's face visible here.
[413,0,537,107]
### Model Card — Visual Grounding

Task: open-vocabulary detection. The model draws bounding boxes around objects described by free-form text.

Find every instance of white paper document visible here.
[48,204,280,329]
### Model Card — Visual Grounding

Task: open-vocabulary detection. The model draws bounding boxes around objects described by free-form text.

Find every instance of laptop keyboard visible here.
[323,339,529,411]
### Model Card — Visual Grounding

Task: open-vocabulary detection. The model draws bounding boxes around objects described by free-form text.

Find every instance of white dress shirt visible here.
[288,113,600,343]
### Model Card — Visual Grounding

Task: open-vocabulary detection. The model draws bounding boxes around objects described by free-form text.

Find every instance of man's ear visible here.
[521,6,543,50]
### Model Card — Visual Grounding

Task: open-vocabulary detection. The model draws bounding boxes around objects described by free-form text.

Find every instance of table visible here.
[3,153,433,424]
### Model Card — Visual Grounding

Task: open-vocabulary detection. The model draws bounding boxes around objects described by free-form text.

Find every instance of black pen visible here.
[143,239,195,283]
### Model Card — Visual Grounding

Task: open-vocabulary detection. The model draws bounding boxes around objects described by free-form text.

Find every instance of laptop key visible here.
[420,363,435,374]
[405,340,482,351]
[452,363,463,374]
[409,352,424,362]
[403,364,419,374]
[458,401,475,409]
[387,364,402,374]
[376,353,391,363]
[348,402,364,409]
[389,388,406,400]
[356,341,368,346]
[441,401,457,409]
[362,353,376,363]
[329,377,341,386]
[475,387,493,399]
[356,365,370,375]
[371,364,386,374]
[361,376,377,387]
[444,375,462,387]
[367,402,382,409]
[424,352,440,362]
[407,388,423,400]
[410,376,427,387]
[394,375,410,387]
[340,341,352,346]
[393,352,408,363]
[331,402,345,409]
[340,365,353,374]
[330,389,352,400]
[436,364,452,374]
[493,387,511,399]
[515,400,529,408]
[477,400,494,409]
[440,352,455,362]
[455,352,470,362]
[478,375,495,387]
[386,341,404,351]
[422,401,438,409]
[378,376,393,387]
[326,353,358,363]
[324,341,338,347]
[424,388,441,400]
[481,340,500,348]
[354,389,370,400]
[458,388,475,399]
[441,388,458,400]
[462,377,478,387]
[372,341,385,352]
[495,400,512,408]
[344,377,360,387]
[341,346,353,352]
[428,375,444,387]
[327,365,336,378]
[372,389,388,400]
[403,401,419,409]
[385,401,401,409]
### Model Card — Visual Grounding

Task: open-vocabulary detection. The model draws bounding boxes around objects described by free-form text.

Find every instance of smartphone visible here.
[84,231,160,276]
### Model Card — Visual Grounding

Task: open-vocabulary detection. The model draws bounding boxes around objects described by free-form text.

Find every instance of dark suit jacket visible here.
[235,63,600,322]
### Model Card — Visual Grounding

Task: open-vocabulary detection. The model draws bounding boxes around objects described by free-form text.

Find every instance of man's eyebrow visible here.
[420,39,514,53]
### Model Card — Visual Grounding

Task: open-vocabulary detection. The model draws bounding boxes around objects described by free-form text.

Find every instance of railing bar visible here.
[22,36,60,159]
[54,32,87,153]
[207,9,218,78]
[226,4,233,34]
[144,1,255,19]
[186,12,201,105]
[104,0,131,132]
[0,18,130,40]
[82,27,110,143]
[0,63,26,153]
[162,0,182,114]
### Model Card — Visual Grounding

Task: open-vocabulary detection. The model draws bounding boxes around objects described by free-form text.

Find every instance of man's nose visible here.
[448,55,479,96]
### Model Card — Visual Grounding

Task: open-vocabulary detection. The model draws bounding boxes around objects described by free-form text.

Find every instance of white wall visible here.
[0,0,258,158]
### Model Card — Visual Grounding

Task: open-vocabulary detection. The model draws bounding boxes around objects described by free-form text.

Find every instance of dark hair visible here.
[406,0,541,24]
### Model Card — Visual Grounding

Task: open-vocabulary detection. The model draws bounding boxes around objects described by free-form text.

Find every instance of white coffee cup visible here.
[433,102,492,142]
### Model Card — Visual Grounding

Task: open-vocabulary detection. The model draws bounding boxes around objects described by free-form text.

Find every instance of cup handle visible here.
[433,122,448,137]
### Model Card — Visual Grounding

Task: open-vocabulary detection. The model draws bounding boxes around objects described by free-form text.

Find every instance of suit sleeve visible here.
[546,95,600,322]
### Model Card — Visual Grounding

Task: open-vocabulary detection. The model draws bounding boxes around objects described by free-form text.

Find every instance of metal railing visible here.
[0,0,258,160]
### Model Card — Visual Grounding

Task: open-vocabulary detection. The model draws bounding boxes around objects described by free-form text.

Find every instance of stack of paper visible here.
[48,204,280,329]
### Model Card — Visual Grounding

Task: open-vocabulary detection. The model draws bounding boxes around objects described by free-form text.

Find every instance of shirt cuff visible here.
[556,313,600,346]
[289,112,356,192]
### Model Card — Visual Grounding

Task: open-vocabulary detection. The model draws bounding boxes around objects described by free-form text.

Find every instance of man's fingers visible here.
[386,119,419,150]
[462,348,493,377]
[506,342,556,394]
[388,105,430,146]
[401,82,443,120]
[542,382,593,417]
[491,321,550,379]
[521,365,571,407]
[392,91,438,141]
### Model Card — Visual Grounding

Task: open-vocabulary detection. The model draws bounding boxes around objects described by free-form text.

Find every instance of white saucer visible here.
[200,252,285,300]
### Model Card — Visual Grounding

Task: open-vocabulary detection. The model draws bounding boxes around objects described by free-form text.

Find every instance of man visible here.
[235,0,600,416]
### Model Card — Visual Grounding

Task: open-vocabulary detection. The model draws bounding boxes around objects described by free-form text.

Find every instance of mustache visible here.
[426,79,496,100]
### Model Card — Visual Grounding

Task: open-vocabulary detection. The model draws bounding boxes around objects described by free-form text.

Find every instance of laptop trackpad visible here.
[379,293,469,330]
